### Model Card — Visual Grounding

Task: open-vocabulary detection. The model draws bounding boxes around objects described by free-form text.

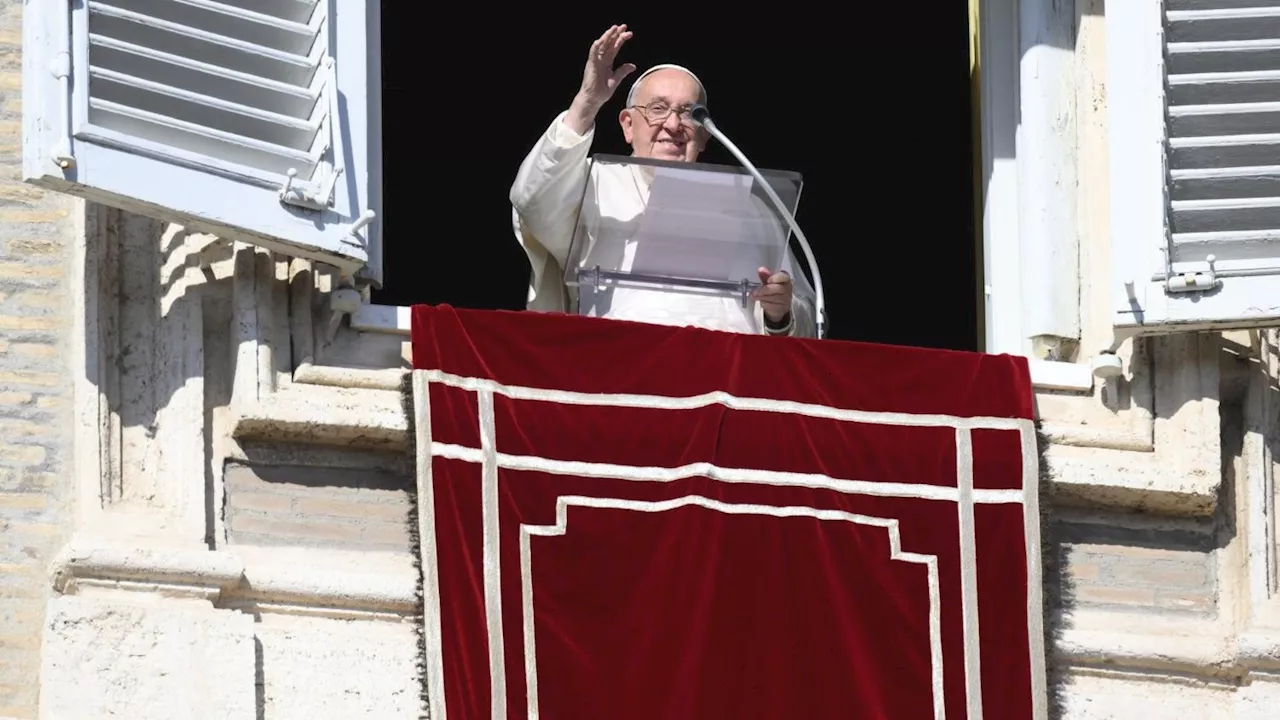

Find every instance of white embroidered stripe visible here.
[431,442,1025,505]
[1020,427,1050,719]
[956,429,985,719]
[411,372,449,720]
[518,516,542,720]
[478,391,507,718]
[518,495,947,720]
[419,369,1034,432]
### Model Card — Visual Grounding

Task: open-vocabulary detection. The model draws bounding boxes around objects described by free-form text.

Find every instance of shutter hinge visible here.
[1165,254,1219,294]
[50,50,74,169]
[278,165,342,210]
[49,0,75,169]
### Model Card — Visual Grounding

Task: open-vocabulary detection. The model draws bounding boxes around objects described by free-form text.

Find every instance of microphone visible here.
[688,105,828,339]
[690,103,711,127]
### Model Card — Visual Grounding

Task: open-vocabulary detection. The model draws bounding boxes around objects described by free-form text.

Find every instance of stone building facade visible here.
[2,0,1280,718]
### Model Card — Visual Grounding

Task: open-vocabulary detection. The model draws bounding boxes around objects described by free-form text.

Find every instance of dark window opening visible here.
[375,11,978,351]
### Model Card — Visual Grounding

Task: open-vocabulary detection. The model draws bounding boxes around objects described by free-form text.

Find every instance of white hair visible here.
[624,64,708,107]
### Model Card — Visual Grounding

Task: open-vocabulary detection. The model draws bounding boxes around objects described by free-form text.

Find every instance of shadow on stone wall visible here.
[401,373,429,718]
[1038,424,1075,720]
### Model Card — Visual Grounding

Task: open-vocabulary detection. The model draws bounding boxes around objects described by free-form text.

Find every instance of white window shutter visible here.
[22,0,381,281]
[1108,0,1280,333]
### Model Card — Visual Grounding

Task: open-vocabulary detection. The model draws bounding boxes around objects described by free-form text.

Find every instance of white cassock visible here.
[509,110,817,337]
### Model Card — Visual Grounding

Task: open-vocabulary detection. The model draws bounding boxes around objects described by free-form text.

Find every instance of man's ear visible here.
[619,109,634,144]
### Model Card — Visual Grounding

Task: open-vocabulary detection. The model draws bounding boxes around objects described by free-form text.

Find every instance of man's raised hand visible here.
[578,24,636,110]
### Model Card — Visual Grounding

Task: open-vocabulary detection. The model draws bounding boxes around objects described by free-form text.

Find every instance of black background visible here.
[374,11,978,351]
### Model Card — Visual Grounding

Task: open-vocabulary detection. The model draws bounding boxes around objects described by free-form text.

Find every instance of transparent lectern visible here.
[563,154,804,314]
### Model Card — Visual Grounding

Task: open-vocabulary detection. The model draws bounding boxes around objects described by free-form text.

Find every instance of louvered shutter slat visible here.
[215,0,320,25]
[91,66,320,136]
[89,98,316,172]
[88,35,320,118]
[23,0,380,279]
[108,0,321,54]
[1170,164,1280,201]
[1168,39,1280,74]
[88,4,319,84]
[1168,103,1280,137]
[1169,72,1280,106]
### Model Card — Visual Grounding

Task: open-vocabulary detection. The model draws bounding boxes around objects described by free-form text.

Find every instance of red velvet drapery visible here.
[411,305,1045,719]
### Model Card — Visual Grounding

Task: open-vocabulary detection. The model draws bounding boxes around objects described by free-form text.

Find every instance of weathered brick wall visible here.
[224,461,413,553]
[0,1,77,717]
[1058,515,1218,617]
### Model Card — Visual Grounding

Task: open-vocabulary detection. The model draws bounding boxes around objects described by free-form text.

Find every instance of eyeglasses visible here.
[630,101,696,126]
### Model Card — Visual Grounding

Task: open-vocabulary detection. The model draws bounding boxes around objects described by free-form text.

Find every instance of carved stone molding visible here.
[49,537,419,621]
[1039,334,1222,516]
[73,204,211,544]
[226,244,407,450]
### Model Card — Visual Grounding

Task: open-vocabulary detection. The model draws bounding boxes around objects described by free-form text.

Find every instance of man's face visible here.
[619,69,708,163]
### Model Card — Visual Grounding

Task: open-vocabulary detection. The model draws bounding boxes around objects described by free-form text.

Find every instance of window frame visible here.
[975,0,1092,391]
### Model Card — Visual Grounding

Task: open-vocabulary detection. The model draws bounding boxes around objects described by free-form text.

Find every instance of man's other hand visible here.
[755,267,793,323]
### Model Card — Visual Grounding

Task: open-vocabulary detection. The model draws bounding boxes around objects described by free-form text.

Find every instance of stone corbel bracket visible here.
[227,244,408,450]
[1039,333,1222,516]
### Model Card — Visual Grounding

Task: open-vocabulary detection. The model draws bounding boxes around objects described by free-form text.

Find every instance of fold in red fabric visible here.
[412,305,1043,720]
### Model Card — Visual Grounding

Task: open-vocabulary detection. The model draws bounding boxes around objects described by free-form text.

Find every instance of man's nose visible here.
[661,111,684,133]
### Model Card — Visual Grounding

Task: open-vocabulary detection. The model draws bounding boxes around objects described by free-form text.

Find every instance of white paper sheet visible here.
[629,165,792,283]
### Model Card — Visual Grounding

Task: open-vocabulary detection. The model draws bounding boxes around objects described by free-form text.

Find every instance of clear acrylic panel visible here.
[564,154,803,308]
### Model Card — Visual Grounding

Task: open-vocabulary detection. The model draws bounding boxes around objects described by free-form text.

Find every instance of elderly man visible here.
[510,24,816,337]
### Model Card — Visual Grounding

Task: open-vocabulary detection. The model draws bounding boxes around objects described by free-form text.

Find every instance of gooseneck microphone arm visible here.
[690,104,827,339]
